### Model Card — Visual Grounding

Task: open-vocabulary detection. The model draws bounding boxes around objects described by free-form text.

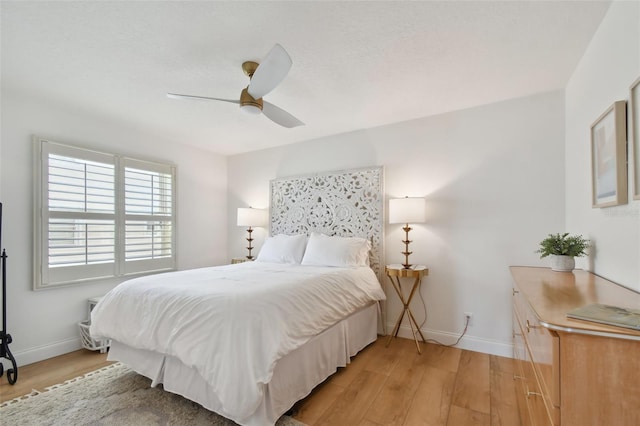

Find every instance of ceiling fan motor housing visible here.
[242,61,259,78]
[240,87,263,114]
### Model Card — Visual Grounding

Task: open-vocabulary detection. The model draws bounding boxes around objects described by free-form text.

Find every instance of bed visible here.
[90,166,385,426]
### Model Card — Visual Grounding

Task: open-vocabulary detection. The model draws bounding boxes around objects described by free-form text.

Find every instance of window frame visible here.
[34,137,177,290]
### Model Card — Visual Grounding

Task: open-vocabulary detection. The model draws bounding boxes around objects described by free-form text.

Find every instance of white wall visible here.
[228,90,566,356]
[0,90,229,366]
[565,0,640,290]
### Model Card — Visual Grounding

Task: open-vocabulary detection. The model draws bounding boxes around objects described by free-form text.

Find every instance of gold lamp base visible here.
[245,227,255,260]
[401,224,413,269]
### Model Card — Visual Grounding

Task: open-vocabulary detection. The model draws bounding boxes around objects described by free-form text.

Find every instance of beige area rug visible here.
[0,363,306,426]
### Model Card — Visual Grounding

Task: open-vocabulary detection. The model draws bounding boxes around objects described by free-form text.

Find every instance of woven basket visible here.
[78,320,111,352]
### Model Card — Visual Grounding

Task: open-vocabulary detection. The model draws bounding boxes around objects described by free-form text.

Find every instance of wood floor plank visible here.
[293,381,345,426]
[490,369,521,426]
[490,354,515,375]
[362,338,407,376]
[315,369,387,426]
[359,419,384,426]
[451,350,491,415]
[364,341,425,426]
[415,342,462,373]
[403,365,457,426]
[329,341,378,388]
[447,405,491,426]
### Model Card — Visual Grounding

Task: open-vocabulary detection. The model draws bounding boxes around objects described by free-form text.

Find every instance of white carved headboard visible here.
[270,166,384,280]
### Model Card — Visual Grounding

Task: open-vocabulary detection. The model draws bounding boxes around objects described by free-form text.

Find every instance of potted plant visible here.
[536,232,589,272]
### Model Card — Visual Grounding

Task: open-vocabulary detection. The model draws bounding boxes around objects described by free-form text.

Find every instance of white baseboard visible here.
[387,323,514,358]
[0,337,82,368]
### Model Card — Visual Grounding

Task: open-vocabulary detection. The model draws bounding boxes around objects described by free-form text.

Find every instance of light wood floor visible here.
[292,337,521,426]
[0,349,114,403]
[0,337,521,426]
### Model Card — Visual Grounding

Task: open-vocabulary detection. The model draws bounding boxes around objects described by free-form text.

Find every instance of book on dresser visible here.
[566,303,640,331]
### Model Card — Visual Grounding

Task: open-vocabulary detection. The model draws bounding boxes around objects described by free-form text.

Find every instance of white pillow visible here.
[301,233,371,267]
[358,239,372,266]
[256,234,307,264]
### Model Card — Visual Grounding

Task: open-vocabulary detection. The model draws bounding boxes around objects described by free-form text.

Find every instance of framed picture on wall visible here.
[591,100,627,208]
[630,77,640,200]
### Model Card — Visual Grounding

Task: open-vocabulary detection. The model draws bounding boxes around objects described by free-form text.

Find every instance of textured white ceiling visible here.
[1,1,610,156]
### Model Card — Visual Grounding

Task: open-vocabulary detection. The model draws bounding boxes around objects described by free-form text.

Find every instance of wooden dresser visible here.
[510,266,640,426]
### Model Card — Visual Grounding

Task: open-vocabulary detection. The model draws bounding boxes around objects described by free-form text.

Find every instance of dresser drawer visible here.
[514,312,554,426]
[522,305,560,409]
[522,349,555,426]
[513,286,560,408]
[513,286,560,425]
[513,312,526,364]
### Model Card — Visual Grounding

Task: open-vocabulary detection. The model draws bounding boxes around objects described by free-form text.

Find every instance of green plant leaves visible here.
[536,232,589,258]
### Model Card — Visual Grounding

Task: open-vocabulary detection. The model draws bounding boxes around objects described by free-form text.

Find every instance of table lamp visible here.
[388,197,426,269]
[237,207,268,260]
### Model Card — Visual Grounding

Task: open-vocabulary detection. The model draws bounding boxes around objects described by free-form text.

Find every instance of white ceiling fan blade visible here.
[262,101,304,128]
[247,44,292,99]
[167,93,239,104]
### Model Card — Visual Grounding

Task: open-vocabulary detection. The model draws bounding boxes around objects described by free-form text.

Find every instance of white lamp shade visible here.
[388,197,426,224]
[237,207,268,227]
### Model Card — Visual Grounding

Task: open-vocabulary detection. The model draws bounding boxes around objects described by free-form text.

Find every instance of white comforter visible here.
[90,262,385,421]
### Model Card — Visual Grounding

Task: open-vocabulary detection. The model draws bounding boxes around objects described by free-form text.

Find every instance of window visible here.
[34,138,176,289]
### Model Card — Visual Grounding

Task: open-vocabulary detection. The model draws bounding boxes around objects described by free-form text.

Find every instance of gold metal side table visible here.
[385,264,429,353]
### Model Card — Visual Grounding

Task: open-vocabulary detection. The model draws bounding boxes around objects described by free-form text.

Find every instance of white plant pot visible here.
[551,255,575,272]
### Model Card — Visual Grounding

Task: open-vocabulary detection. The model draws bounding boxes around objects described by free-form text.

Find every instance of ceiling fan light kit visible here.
[168,44,303,128]
[241,104,262,115]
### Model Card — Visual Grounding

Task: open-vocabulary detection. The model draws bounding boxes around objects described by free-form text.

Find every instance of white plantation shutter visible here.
[122,158,175,274]
[35,139,176,289]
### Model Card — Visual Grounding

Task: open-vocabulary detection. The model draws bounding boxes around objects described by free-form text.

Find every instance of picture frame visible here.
[630,77,640,200]
[591,100,627,208]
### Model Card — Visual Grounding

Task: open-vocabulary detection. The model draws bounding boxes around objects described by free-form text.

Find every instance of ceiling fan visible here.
[167,44,304,128]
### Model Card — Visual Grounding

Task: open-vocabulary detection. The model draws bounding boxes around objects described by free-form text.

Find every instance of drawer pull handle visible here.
[513,375,525,381]
[527,390,543,398]
[525,319,538,333]
[512,288,519,296]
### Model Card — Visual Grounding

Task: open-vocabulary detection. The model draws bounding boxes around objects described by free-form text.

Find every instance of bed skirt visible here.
[107,302,379,426]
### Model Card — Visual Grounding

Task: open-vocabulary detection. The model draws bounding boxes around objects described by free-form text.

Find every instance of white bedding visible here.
[90,262,385,421]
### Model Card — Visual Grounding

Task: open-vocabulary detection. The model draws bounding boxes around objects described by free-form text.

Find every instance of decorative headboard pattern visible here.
[270,166,384,279]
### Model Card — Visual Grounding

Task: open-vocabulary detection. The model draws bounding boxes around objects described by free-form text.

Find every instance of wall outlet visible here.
[464,312,473,326]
